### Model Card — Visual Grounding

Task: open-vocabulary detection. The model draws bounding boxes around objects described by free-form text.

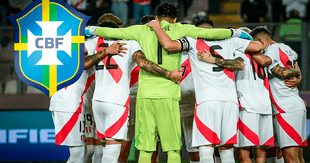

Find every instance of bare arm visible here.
[147,19,182,52]
[197,51,244,70]
[132,50,182,83]
[84,40,127,70]
[245,41,263,53]
[284,62,302,89]
[271,64,301,79]
[251,52,272,67]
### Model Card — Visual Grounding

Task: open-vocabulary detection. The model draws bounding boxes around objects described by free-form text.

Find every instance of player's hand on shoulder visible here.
[169,69,182,84]
[85,26,99,37]
[105,40,127,57]
[147,18,160,28]
[230,28,253,41]
[197,50,215,63]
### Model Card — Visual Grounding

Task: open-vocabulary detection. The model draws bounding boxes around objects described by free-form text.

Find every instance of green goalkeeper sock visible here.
[167,150,181,163]
[138,150,152,163]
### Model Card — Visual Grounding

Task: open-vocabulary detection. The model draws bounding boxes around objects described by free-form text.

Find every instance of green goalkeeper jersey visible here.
[95,20,232,100]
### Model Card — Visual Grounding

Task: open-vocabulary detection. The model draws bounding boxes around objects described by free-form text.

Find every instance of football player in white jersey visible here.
[49,43,121,163]
[214,27,274,163]
[249,26,306,163]
[147,18,263,163]
[84,14,182,163]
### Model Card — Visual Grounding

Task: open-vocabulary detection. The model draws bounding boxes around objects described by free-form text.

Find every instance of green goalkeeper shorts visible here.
[135,98,182,152]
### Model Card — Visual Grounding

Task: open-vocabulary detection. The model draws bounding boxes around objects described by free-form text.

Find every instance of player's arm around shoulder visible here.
[270,62,301,80]
[84,40,127,70]
[147,18,183,52]
[197,50,244,70]
[132,50,182,83]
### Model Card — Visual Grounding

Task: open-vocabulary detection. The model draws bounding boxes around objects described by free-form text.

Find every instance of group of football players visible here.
[49,1,307,163]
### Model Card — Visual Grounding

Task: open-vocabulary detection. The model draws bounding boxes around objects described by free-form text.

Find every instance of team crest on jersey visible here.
[9,0,90,97]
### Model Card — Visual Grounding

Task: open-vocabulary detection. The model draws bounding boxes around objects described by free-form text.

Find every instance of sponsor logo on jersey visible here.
[9,0,90,97]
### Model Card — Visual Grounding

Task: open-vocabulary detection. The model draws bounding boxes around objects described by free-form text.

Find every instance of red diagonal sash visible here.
[96,37,123,83]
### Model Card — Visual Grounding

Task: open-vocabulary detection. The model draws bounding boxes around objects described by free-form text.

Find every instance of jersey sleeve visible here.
[95,25,143,41]
[264,47,279,74]
[185,37,197,51]
[232,38,251,54]
[128,40,142,63]
[85,38,97,56]
[177,24,232,40]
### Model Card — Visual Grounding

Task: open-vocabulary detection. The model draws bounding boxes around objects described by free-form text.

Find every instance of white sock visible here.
[214,156,221,163]
[219,149,235,163]
[266,157,277,163]
[190,161,199,163]
[199,146,214,163]
[92,145,103,163]
[67,146,85,163]
[276,157,284,163]
[101,144,122,163]
[85,145,95,163]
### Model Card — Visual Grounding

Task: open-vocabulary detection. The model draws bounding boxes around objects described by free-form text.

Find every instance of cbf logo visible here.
[9,0,90,97]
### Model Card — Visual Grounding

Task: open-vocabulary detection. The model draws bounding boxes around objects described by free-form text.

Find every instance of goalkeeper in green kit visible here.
[85,2,250,163]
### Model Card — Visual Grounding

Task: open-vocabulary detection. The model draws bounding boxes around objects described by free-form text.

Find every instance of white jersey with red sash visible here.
[264,43,307,147]
[264,43,305,114]
[86,37,141,107]
[49,69,95,113]
[180,52,195,118]
[235,51,272,114]
[186,37,251,105]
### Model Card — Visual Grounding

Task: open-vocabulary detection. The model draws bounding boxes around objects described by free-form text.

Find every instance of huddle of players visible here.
[49,1,307,163]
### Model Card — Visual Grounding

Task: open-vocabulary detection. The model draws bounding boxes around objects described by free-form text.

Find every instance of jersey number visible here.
[250,57,266,80]
[210,45,224,72]
[95,55,119,70]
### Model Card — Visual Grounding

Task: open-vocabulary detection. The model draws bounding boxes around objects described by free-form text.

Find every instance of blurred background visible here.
[0,0,309,162]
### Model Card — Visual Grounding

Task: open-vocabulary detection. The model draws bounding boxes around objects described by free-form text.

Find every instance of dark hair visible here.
[97,20,120,28]
[140,15,156,25]
[195,18,214,28]
[250,26,271,38]
[289,10,299,19]
[156,2,178,18]
[97,13,123,27]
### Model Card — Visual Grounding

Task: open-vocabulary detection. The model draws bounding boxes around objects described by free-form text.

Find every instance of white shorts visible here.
[92,100,129,140]
[192,101,239,147]
[182,115,199,152]
[52,111,86,146]
[236,110,274,147]
[84,113,95,138]
[274,111,307,149]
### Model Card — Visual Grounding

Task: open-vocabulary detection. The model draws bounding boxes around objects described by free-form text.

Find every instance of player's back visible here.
[234,51,271,114]
[180,52,195,117]
[136,21,191,100]
[186,37,250,105]
[264,43,305,113]
[50,68,95,112]
[86,37,141,107]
